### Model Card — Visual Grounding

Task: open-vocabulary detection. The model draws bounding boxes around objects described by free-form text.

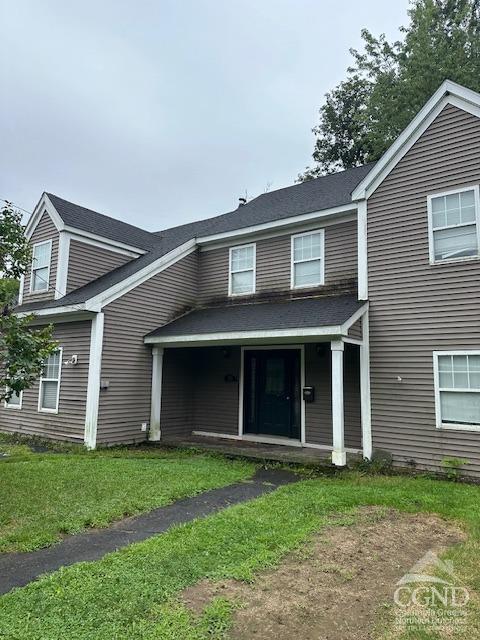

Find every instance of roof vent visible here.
[238,197,247,206]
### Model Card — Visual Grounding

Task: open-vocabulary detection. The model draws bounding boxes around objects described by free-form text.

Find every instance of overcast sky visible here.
[1,0,407,231]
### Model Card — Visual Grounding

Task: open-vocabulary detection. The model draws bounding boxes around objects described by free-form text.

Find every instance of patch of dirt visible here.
[181,507,465,640]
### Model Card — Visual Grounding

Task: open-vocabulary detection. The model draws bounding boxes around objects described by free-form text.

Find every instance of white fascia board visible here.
[62,226,146,256]
[144,324,345,346]
[352,80,480,201]
[196,203,357,246]
[55,232,71,299]
[87,239,197,309]
[25,193,64,239]
[16,304,88,318]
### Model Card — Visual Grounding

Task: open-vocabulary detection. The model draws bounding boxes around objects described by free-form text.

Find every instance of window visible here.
[38,348,62,413]
[434,351,480,431]
[229,244,256,296]
[427,186,480,263]
[4,389,22,410]
[291,229,325,288]
[30,240,52,292]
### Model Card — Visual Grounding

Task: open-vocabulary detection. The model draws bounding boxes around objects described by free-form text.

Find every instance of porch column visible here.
[360,311,373,460]
[331,340,346,466]
[149,346,164,441]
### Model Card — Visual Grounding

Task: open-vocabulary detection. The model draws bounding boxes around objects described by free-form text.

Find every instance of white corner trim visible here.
[18,275,25,305]
[55,232,71,299]
[25,193,64,239]
[197,203,357,246]
[84,312,104,449]
[149,346,164,441]
[87,239,197,309]
[352,81,480,201]
[357,199,368,300]
[359,309,372,460]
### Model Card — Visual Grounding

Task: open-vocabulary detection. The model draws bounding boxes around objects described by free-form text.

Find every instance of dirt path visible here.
[182,507,465,640]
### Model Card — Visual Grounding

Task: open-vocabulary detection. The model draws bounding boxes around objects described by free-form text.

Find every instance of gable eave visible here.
[352,80,480,202]
[25,192,65,239]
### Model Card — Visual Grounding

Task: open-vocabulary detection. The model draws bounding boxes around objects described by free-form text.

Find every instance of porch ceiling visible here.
[144,294,366,347]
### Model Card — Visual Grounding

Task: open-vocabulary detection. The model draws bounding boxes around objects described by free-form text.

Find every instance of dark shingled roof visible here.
[17,165,374,313]
[145,295,365,338]
[46,193,162,251]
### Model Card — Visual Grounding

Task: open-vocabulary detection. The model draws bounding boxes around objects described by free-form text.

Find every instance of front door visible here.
[243,349,301,439]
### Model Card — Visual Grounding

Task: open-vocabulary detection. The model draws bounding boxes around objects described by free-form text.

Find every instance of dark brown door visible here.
[243,349,300,438]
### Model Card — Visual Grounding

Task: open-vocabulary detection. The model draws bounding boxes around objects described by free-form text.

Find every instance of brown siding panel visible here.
[0,321,91,442]
[368,104,480,476]
[97,251,198,445]
[198,219,358,304]
[67,240,132,292]
[23,213,59,303]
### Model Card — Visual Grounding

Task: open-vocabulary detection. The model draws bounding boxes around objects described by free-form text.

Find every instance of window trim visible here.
[290,229,325,289]
[4,388,23,410]
[228,243,256,297]
[433,350,480,432]
[427,185,480,265]
[38,347,63,414]
[30,239,53,293]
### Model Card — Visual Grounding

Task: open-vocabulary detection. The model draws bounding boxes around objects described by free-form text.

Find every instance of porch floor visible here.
[160,434,358,467]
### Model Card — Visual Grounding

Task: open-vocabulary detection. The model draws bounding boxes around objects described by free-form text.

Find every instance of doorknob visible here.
[286,396,290,400]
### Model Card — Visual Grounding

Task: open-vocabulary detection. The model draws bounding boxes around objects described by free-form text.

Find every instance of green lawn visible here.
[1,472,479,639]
[0,443,255,552]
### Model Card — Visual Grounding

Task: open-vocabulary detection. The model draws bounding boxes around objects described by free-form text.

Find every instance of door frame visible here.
[238,345,306,445]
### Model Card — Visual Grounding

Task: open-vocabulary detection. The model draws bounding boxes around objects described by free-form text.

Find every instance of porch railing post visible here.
[149,346,164,441]
[331,340,346,466]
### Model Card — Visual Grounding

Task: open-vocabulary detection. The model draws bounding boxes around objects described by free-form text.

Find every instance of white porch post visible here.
[360,311,373,460]
[84,312,104,449]
[331,340,346,466]
[149,346,164,441]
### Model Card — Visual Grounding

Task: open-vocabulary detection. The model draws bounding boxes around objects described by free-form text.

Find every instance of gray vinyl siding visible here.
[22,212,59,303]
[304,343,362,449]
[160,348,195,437]
[198,219,358,304]
[96,251,198,445]
[0,321,91,442]
[348,318,362,340]
[67,240,132,293]
[367,103,480,476]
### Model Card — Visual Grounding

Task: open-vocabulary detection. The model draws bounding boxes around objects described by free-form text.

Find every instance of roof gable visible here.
[352,80,480,201]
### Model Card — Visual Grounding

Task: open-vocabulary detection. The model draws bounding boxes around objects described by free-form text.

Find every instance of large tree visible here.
[299,0,480,180]
[0,202,56,402]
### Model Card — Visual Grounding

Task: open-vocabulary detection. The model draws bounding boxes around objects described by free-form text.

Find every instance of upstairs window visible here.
[291,229,325,288]
[434,352,480,431]
[229,244,256,296]
[38,349,62,413]
[31,240,52,292]
[428,186,480,263]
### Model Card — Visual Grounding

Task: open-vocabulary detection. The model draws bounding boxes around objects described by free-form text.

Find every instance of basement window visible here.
[434,351,480,431]
[428,187,480,263]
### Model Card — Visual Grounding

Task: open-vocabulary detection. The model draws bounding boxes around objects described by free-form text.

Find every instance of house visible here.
[2,79,480,476]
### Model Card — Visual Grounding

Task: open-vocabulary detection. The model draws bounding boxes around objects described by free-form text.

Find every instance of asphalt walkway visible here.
[0,468,298,595]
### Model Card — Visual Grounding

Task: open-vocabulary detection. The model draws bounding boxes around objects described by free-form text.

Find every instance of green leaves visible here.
[299,0,480,179]
[0,202,56,401]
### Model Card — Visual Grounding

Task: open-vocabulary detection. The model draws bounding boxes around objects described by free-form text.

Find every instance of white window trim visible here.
[228,243,256,297]
[290,228,325,289]
[4,388,23,410]
[433,350,480,432]
[427,185,480,265]
[38,347,63,414]
[30,239,53,293]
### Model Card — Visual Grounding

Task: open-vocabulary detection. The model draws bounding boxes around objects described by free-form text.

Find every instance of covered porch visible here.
[144,295,371,466]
